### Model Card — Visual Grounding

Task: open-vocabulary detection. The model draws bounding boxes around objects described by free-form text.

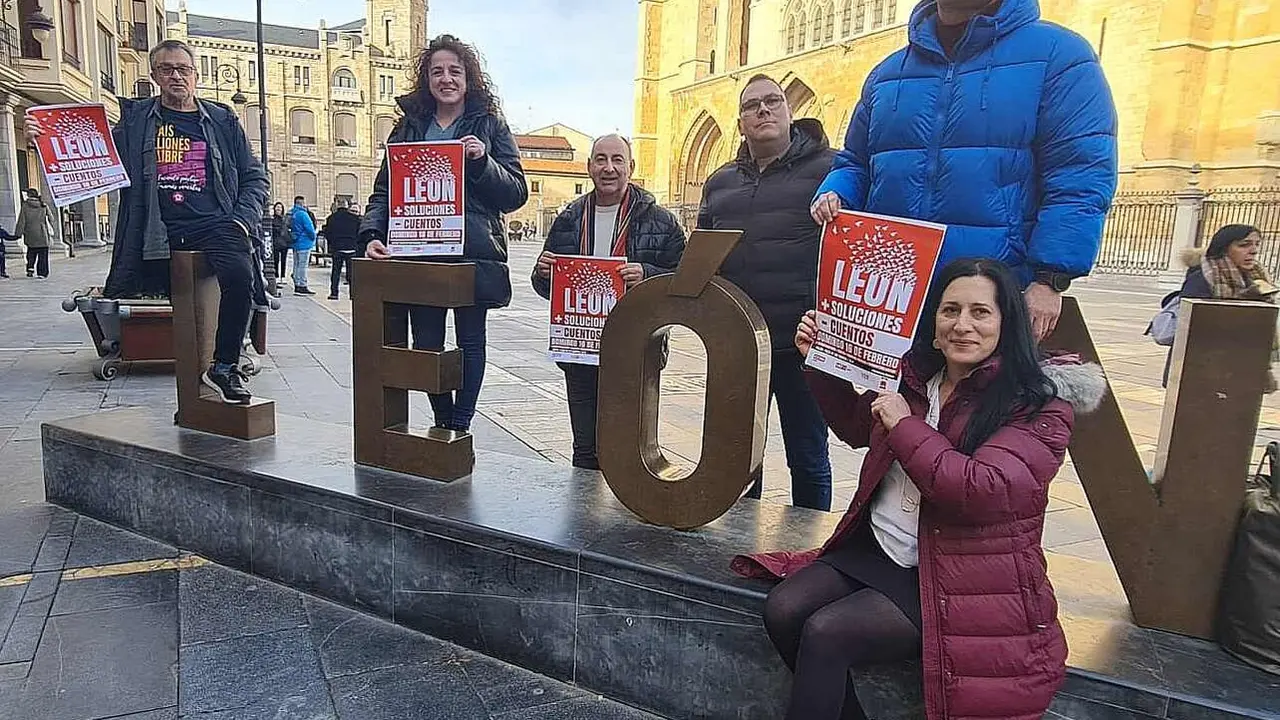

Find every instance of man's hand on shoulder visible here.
[1024,282,1063,342]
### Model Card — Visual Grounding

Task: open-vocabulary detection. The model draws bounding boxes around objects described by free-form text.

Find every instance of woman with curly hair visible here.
[362,34,528,433]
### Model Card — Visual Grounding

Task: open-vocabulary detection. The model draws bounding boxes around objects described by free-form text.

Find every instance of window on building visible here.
[294,171,317,207]
[531,180,541,193]
[708,49,716,74]
[797,11,807,48]
[303,66,311,90]
[334,68,357,89]
[294,65,311,91]
[378,74,396,100]
[574,183,584,194]
[245,105,266,147]
[785,15,797,55]
[334,113,357,147]
[855,0,866,33]
[811,6,823,47]
[872,0,885,28]
[134,78,153,98]
[97,24,115,92]
[824,2,835,42]
[290,108,316,144]
[384,17,393,47]
[248,61,256,85]
[155,9,164,45]
[375,115,395,147]
[60,0,81,68]
[886,0,897,25]
[335,173,359,204]
[841,0,853,36]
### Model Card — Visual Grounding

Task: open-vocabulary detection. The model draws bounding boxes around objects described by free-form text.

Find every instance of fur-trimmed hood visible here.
[1043,359,1107,414]
[1181,248,1205,269]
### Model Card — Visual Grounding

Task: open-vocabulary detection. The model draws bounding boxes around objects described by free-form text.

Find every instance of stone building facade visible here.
[512,124,593,237]
[167,0,426,213]
[634,0,1280,207]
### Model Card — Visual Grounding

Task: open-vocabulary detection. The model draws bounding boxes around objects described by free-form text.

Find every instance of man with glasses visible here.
[25,39,269,404]
[696,74,836,512]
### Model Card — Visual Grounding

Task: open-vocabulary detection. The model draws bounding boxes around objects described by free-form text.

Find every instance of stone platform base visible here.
[42,409,1279,720]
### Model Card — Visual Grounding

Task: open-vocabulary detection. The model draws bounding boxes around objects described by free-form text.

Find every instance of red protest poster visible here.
[387,140,466,256]
[805,211,947,391]
[549,255,628,366]
[29,104,130,208]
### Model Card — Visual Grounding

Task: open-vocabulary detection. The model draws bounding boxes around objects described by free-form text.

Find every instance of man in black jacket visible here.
[322,199,361,300]
[697,74,835,511]
[533,134,686,469]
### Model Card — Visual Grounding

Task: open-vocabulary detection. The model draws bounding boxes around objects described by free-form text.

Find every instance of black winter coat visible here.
[323,208,362,254]
[532,184,686,299]
[362,93,528,308]
[697,119,834,350]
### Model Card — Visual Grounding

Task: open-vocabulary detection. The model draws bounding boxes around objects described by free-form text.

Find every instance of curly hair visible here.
[412,34,503,117]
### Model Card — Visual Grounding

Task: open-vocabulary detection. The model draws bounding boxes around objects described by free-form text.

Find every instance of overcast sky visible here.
[172,0,638,136]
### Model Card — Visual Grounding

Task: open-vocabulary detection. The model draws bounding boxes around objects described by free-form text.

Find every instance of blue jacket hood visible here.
[908,0,1040,61]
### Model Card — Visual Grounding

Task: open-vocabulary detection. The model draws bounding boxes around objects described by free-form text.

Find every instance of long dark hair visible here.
[412,34,502,118]
[910,259,1057,453]
[1205,224,1260,260]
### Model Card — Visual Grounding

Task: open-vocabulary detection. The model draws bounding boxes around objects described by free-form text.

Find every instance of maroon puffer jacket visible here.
[732,353,1106,720]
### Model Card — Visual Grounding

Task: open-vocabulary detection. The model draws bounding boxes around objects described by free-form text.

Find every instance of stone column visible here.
[0,93,24,257]
[77,198,106,248]
[105,190,119,245]
[1162,169,1206,287]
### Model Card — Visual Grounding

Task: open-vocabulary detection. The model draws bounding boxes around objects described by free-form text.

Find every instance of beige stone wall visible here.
[637,0,1280,202]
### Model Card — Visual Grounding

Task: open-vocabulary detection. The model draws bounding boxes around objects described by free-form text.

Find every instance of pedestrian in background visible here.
[697,73,836,512]
[362,34,527,434]
[14,188,55,279]
[289,196,316,295]
[0,222,13,278]
[270,202,289,289]
[322,199,361,300]
[1166,224,1277,390]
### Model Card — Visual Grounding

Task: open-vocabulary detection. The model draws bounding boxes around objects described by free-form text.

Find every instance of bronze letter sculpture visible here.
[351,259,477,481]
[596,230,771,530]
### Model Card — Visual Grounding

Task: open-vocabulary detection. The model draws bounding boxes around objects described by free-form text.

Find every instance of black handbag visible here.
[1217,441,1280,675]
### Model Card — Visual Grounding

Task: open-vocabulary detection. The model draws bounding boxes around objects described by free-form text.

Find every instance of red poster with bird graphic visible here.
[387,140,466,256]
[806,210,948,391]
[29,104,130,207]
[549,255,628,366]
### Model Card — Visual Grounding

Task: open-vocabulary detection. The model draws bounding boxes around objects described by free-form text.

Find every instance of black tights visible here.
[764,562,921,720]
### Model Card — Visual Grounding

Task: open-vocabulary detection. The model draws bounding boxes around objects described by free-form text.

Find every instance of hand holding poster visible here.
[805,211,947,391]
[28,104,130,208]
[549,255,628,366]
[387,141,466,256]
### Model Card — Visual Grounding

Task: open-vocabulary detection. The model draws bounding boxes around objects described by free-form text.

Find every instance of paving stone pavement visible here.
[2,245,1278,718]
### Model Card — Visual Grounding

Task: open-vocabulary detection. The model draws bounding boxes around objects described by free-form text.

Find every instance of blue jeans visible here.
[292,248,311,288]
[746,349,833,511]
[410,305,489,431]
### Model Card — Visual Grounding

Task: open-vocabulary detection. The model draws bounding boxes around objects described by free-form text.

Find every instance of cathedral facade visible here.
[634,0,1280,208]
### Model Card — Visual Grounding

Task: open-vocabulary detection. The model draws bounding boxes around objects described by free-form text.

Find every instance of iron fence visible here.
[1094,191,1179,275]
[1199,187,1280,278]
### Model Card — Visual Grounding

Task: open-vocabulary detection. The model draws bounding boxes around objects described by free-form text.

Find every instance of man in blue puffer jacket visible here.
[812,0,1117,340]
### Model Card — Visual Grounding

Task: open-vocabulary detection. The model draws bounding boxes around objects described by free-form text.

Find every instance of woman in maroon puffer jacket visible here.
[732,258,1105,720]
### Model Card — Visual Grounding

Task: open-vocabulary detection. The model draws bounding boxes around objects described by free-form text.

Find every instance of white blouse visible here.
[869,372,943,569]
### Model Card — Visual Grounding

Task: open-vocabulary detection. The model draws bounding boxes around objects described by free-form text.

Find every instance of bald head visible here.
[588,134,634,203]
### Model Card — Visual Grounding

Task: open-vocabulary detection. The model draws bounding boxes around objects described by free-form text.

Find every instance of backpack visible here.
[1217,441,1280,675]
[1146,290,1181,347]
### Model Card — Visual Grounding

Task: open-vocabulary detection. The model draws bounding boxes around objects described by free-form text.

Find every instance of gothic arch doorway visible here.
[785,76,817,118]
[680,113,724,206]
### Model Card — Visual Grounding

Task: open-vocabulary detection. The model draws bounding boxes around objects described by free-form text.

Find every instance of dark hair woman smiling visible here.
[361,34,527,433]
[733,259,1106,720]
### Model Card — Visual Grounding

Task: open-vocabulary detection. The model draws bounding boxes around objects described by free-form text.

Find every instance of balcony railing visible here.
[127,23,149,52]
[331,86,362,103]
[101,71,116,93]
[63,52,81,70]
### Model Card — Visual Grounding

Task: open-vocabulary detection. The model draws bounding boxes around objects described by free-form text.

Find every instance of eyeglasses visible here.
[740,95,786,116]
[153,65,196,78]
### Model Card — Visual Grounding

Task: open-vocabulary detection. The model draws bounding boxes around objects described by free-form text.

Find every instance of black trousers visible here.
[0,239,7,276]
[273,247,289,281]
[560,362,601,468]
[25,247,49,277]
[172,233,255,367]
[330,251,356,296]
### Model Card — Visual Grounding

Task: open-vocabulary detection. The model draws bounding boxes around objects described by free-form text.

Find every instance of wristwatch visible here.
[1034,269,1073,293]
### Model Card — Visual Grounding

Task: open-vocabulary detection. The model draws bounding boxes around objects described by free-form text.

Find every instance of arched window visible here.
[335,173,359,203]
[333,112,357,147]
[886,0,897,25]
[841,0,853,36]
[872,0,885,28]
[290,108,315,144]
[811,6,823,47]
[333,68,357,89]
[245,104,267,147]
[786,14,798,54]
[375,115,395,148]
[797,10,808,48]
[293,171,317,207]
[855,0,867,33]
[823,2,836,42]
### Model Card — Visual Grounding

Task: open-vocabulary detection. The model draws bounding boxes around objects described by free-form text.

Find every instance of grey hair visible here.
[149,39,196,69]
[590,133,633,157]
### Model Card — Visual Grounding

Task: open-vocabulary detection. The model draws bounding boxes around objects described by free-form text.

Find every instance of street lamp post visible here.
[214,64,247,107]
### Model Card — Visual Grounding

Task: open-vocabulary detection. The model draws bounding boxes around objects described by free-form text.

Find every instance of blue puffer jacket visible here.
[816,0,1117,286]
